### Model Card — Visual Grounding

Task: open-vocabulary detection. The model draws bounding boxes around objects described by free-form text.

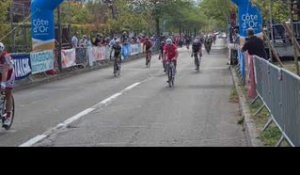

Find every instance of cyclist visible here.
[0,42,15,128]
[204,35,213,54]
[143,37,153,67]
[164,38,178,83]
[158,40,167,72]
[111,39,122,76]
[185,36,191,50]
[191,38,203,71]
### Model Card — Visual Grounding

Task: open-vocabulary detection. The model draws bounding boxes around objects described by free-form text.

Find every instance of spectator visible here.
[122,31,128,43]
[71,32,79,48]
[79,35,88,48]
[242,28,267,59]
[94,33,102,46]
[109,37,117,48]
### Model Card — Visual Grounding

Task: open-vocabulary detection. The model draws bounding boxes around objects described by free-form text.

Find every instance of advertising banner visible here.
[61,48,76,68]
[121,44,129,60]
[130,44,140,56]
[90,47,106,61]
[30,50,54,74]
[11,54,32,80]
[232,0,263,45]
[31,0,64,51]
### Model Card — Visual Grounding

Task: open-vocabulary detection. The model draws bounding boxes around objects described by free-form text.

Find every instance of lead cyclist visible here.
[0,42,15,128]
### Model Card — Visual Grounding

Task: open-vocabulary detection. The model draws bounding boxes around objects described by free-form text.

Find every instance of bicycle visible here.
[167,61,176,88]
[0,91,15,130]
[192,52,201,72]
[145,50,152,68]
[113,57,121,77]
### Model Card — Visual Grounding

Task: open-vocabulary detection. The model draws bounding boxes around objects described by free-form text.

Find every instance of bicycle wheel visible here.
[168,65,172,87]
[113,64,117,77]
[194,54,199,71]
[2,95,15,130]
[117,63,121,77]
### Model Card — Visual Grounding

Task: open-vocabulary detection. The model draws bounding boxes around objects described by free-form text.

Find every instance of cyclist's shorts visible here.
[0,70,15,90]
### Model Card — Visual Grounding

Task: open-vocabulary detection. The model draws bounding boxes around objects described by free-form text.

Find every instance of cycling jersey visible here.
[192,42,202,53]
[0,51,15,90]
[112,44,122,58]
[144,40,153,51]
[164,44,177,61]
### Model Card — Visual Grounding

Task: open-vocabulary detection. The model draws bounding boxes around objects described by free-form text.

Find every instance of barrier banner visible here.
[30,50,54,74]
[61,48,76,68]
[105,46,111,60]
[87,47,95,66]
[247,54,257,98]
[11,54,31,80]
[90,47,106,61]
[76,48,88,65]
[122,44,129,60]
[238,49,246,80]
[129,44,140,56]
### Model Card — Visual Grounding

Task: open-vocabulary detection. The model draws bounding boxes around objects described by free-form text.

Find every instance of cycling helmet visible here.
[0,42,4,52]
[166,38,172,45]
[193,39,199,43]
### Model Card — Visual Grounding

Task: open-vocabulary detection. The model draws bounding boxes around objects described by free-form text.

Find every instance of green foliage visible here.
[199,0,232,32]
[104,0,153,35]
[252,0,289,23]
[0,0,12,41]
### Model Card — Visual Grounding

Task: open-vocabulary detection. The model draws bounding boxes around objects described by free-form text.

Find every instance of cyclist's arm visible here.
[0,54,13,89]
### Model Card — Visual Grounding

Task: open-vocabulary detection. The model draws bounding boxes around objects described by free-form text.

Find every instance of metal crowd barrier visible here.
[235,48,246,84]
[253,55,300,146]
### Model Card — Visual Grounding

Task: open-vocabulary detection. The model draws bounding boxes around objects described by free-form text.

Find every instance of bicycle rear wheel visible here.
[194,54,200,71]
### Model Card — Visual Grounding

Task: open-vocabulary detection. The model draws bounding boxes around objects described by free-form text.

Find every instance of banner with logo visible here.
[61,48,76,68]
[129,44,140,56]
[11,54,32,80]
[31,0,64,51]
[30,50,54,74]
[121,44,130,60]
[232,0,263,45]
[90,47,107,61]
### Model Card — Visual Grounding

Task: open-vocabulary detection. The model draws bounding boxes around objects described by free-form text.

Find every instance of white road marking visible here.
[122,82,141,92]
[19,82,143,147]
[19,135,47,147]
[63,108,95,126]
[99,93,122,105]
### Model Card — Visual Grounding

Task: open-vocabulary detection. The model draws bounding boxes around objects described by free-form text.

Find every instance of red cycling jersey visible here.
[0,51,14,82]
[163,44,177,61]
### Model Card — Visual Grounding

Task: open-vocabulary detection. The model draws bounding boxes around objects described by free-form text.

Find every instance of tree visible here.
[198,0,232,32]
[104,0,152,35]
[0,0,12,41]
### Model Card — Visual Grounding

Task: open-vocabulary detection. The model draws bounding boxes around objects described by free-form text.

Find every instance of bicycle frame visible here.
[167,61,176,87]
[146,50,152,66]
[193,51,201,71]
[113,57,121,77]
[0,91,15,130]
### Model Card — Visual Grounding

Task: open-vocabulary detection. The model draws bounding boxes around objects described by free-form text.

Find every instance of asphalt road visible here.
[0,45,247,147]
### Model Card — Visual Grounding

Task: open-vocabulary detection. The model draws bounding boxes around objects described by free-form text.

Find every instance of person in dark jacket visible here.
[242,28,267,59]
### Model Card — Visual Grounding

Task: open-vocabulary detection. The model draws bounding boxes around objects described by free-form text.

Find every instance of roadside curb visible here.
[230,66,263,147]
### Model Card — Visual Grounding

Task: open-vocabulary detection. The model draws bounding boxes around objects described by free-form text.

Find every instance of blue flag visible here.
[232,0,263,44]
[31,0,64,51]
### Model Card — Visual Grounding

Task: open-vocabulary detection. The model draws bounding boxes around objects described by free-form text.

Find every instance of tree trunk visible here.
[155,17,160,36]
